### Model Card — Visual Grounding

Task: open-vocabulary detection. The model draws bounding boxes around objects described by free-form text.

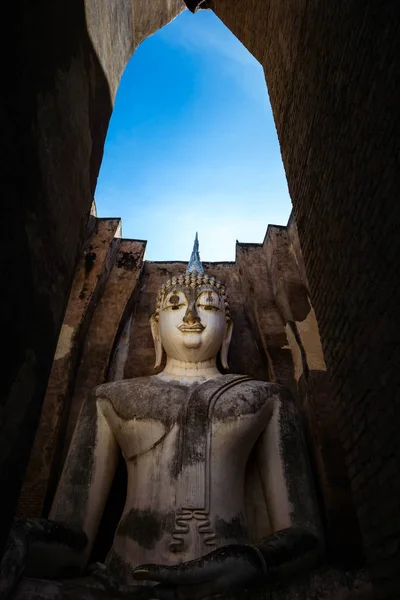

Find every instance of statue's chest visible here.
[108,381,269,462]
[107,393,183,461]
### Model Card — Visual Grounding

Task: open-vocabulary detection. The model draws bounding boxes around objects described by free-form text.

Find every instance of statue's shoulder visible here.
[93,376,159,399]
[242,378,295,405]
[92,376,188,421]
[216,375,294,416]
[225,375,286,395]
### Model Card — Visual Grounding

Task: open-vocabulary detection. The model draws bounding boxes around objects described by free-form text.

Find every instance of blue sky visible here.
[94,9,292,262]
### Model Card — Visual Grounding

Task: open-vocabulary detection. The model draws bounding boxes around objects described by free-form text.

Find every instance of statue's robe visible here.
[3,375,323,600]
[50,374,319,586]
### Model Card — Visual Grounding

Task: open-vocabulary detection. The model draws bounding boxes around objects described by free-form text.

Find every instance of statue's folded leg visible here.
[0,520,156,600]
[0,524,27,600]
[132,527,322,599]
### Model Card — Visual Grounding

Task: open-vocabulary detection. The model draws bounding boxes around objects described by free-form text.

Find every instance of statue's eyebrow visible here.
[169,293,181,305]
[164,291,187,305]
[197,290,220,304]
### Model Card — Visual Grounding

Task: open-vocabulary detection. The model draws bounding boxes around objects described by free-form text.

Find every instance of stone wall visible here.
[17,216,123,518]
[263,220,362,564]
[0,0,109,555]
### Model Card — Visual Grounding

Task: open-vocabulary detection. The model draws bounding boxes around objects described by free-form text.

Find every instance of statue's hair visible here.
[152,271,231,322]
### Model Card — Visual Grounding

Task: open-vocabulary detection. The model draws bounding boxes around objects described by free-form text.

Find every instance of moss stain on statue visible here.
[116,509,175,550]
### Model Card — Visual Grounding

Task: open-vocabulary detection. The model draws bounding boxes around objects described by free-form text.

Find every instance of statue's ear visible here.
[220,320,233,370]
[150,315,163,369]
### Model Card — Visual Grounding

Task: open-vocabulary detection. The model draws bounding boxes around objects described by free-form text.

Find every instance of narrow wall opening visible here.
[94,9,292,261]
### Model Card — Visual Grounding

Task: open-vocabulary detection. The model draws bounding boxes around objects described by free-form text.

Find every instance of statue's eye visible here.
[197,303,219,311]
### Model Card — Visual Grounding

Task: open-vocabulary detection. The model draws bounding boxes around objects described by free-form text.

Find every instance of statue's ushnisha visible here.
[3,235,323,600]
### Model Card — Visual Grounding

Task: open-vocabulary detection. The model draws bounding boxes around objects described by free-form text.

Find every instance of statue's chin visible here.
[182,333,203,349]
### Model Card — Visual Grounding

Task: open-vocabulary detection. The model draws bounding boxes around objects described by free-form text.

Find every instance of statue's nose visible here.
[183,302,200,325]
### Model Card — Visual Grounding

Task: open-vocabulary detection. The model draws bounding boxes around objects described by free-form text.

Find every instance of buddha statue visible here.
[2,235,323,600]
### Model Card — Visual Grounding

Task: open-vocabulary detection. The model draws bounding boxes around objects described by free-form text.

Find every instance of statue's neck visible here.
[157,357,221,384]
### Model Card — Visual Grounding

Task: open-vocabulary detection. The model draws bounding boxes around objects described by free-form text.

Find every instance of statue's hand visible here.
[87,562,124,594]
[132,527,321,599]
[133,544,266,599]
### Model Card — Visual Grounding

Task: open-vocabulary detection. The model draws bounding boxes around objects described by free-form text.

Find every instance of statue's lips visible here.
[178,324,205,333]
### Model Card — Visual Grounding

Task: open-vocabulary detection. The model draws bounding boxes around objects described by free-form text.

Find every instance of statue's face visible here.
[158,284,227,362]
